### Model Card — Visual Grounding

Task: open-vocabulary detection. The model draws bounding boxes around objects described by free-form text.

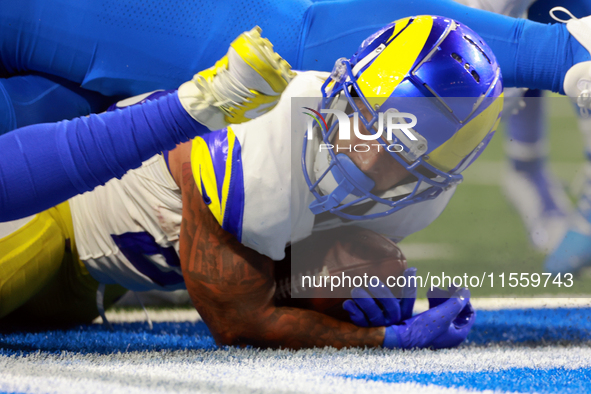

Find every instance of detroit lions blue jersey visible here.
[1,0,584,97]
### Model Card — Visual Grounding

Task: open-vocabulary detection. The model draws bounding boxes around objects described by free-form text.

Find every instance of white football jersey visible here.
[70,154,184,291]
[70,71,455,290]
[189,71,455,260]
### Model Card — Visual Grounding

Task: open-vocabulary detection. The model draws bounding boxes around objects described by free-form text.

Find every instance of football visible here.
[274,226,407,322]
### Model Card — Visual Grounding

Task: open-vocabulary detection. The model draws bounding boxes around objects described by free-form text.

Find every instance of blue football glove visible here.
[342,267,417,327]
[426,286,476,349]
[383,287,471,349]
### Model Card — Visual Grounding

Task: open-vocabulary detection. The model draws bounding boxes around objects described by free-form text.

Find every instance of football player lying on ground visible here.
[2,1,591,282]
[0,18,495,349]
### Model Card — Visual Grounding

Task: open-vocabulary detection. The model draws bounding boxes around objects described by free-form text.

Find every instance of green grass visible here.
[400,95,591,296]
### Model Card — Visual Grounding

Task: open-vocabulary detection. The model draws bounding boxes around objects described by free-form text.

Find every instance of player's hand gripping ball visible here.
[342,268,417,327]
[274,226,408,322]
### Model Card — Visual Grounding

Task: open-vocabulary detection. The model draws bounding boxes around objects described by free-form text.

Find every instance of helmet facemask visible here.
[303,60,464,221]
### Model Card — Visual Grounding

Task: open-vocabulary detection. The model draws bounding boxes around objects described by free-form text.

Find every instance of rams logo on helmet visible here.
[303,15,504,220]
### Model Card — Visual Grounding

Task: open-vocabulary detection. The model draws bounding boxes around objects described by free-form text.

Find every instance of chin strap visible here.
[309,154,375,214]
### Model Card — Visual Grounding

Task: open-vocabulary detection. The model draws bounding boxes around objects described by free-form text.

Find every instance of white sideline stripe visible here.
[3,346,591,394]
[93,297,591,325]
[92,308,201,324]
[414,297,591,312]
[397,243,456,260]
[0,372,476,394]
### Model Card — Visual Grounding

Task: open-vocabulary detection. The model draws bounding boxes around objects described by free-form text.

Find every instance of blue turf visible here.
[340,307,591,393]
[2,308,591,357]
[467,307,591,345]
[3,308,591,393]
[346,367,591,394]
[0,321,216,356]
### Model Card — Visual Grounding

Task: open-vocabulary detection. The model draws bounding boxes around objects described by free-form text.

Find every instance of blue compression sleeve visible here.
[0,91,206,221]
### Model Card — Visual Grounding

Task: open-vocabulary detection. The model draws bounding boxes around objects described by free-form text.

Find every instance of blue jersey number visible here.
[111,232,184,287]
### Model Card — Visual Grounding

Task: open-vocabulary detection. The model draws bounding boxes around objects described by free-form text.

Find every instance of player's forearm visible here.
[190,289,385,349]
[187,269,387,349]
[0,91,207,221]
[177,162,386,349]
[230,306,385,349]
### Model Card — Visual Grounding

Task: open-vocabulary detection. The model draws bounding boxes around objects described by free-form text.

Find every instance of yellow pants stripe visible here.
[0,203,125,323]
[0,203,72,318]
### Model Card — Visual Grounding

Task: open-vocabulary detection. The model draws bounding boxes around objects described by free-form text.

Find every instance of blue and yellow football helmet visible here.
[303,15,504,220]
